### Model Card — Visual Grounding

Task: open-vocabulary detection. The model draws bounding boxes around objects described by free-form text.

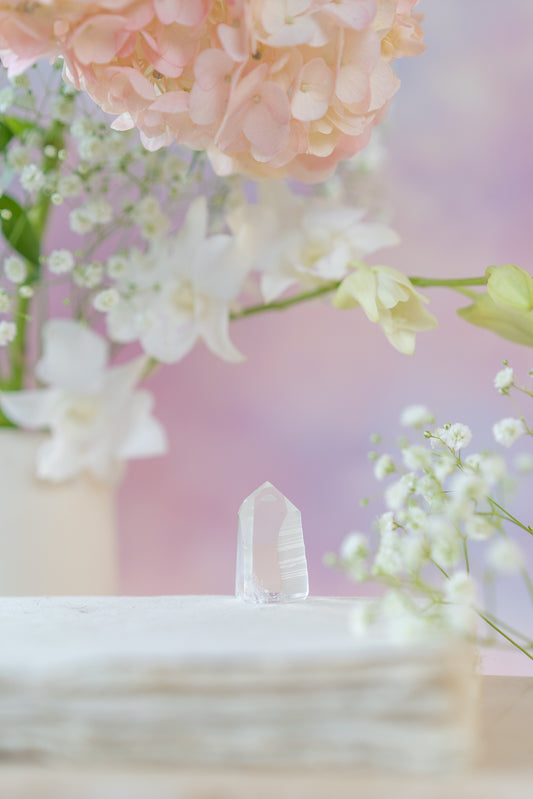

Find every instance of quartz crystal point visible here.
[236,481,309,604]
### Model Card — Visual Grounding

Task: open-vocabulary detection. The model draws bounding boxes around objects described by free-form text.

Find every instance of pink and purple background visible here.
[102,2,533,666]
[117,1,533,588]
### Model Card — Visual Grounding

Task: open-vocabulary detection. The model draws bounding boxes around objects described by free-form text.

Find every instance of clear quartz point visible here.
[236,481,309,604]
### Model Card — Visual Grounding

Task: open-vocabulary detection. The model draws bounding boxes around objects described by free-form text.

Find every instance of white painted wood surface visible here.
[0,596,477,776]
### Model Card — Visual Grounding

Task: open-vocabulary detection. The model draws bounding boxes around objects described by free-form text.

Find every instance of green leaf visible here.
[0,121,13,152]
[458,293,533,347]
[1,116,37,139]
[0,194,40,267]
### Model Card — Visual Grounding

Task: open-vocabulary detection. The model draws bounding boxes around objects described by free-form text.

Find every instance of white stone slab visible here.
[0,596,477,772]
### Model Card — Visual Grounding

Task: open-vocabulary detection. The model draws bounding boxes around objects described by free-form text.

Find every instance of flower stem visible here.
[230,281,340,320]
[5,119,65,396]
[478,612,533,660]
[488,498,533,536]
[231,276,488,321]
[521,568,533,606]
[409,276,487,288]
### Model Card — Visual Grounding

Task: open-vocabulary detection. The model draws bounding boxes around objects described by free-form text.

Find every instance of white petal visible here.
[101,357,147,408]
[140,312,198,363]
[0,389,60,429]
[107,301,142,344]
[260,271,298,303]
[181,195,208,247]
[348,223,400,254]
[201,303,244,362]
[36,320,108,392]
[117,391,168,459]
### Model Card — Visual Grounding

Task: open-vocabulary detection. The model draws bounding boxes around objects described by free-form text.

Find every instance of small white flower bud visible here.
[93,288,120,312]
[0,320,16,345]
[494,366,514,392]
[492,417,526,447]
[48,249,75,275]
[4,255,27,284]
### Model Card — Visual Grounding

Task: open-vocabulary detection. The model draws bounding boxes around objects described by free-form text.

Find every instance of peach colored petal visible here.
[291,57,334,121]
[242,82,291,157]
[154,0,209,26]
[321,0,377,30]
[69,16,134,65]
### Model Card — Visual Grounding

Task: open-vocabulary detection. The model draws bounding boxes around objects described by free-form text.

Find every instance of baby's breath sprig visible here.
[328,365,533,660]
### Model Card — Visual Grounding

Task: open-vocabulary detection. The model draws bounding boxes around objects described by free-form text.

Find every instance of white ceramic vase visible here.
[0,429,118,595]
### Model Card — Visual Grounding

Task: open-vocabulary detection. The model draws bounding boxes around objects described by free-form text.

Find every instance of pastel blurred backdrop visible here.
[65,1,532,623]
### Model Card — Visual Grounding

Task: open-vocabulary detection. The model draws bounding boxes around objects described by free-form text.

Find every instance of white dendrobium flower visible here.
[107,197,245,364]
[228,181,399,302]
[494,366,514,392]
[492,417,527,447]
[333,263,438,355]
[0,320,167,482]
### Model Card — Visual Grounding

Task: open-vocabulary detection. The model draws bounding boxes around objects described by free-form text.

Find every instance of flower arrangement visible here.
[0,0,532,500]
[327,363,533,661]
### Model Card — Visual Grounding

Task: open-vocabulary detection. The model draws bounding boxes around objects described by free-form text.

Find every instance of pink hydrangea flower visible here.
[0,0,425,181]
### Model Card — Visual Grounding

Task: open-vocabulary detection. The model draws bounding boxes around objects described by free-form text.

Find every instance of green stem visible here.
[521,568,533,606]
[6,119,65,395]
[231,276,488,322]
[478,612,533,660]
[231,282,340,321]
[483,611,533,646]
[488,498,533,536]
[463,538,470,573]
[409,276,487,288]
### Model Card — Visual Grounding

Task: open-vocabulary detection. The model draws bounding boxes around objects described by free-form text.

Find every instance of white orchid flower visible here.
[227,181,399,302]
[334,263,438,354]
[107,196,246,364]
[0,320,167,482]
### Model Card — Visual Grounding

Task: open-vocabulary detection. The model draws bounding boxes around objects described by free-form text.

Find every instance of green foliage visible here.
[0,116,38,152]
[0,194,40,268]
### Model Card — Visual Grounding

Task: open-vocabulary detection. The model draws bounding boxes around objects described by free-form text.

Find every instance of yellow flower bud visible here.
[486,264,533,312]
[458,293,533,347]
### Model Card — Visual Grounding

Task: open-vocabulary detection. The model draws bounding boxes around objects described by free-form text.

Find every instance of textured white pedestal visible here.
[0,596,477,774]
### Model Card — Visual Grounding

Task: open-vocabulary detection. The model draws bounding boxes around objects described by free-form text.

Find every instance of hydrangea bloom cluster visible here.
[0,0,425,181]
[327,364,533,658]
